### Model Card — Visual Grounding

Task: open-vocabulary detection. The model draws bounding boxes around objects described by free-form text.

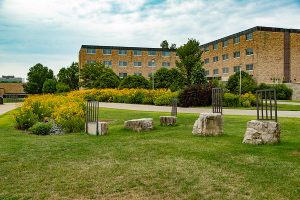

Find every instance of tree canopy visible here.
[57,62,79,90]
[119,75,149,89]
[226,71,257,94]
[154,68,184,91]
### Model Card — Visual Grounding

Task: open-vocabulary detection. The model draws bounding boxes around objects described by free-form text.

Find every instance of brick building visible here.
[79,45,178,79]
[201,26,300,84]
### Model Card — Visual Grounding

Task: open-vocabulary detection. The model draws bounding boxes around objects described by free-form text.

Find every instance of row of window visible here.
[204,48,253,64]
[86,48,171,56]
[119,72,154,78]
[87,60,170,67]
[205,64,254,76]
[204,32,253,51]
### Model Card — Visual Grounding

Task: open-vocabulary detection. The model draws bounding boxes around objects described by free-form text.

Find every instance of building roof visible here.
[81,45,177,52]
[201,26,300,48]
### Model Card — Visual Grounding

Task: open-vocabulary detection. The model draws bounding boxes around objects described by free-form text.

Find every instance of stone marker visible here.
[86,122,108,136]
[124,118,153,132]
[192,113,223,136]
[160,116,176,126]
[243,120,280,144]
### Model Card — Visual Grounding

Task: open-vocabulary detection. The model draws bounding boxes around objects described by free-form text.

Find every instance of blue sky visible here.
[0,0,300,80]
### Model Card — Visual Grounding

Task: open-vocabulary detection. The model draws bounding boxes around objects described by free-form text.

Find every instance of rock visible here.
[160,116,176,126]
[86,122,108,136]
[243,120,280,144]
[124,118,153,132]
[49,123,64,135]
[192,113,223,136]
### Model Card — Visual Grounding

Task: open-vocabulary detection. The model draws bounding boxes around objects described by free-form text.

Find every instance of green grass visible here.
[0,109,299,199]
[222,104,300,111]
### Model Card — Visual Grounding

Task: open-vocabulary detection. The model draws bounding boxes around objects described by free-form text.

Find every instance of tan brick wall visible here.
[0,83,25,94]
[79,48,178,79]
[290,33,300,83]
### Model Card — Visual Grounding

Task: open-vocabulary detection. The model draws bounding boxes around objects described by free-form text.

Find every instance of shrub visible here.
[154,92,178,106]
[15,110,39,130]
[178,84,212,107]
[29,122,52,135]
[223,93,239,107]
[56,82,71,93]
[42,79,57,94]
[119,75,150,89]
[226,71,257,94]
[154,68,185,91]
[240,92,256,107]
[95,70,120,89]
[257,83,293,100]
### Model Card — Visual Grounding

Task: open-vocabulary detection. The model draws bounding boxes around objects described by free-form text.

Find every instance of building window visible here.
[162,51,170,56]
[213,69,219,75]
[205,70,209,76]
[119,73,127,78]
[222,54,229,60]
[162,62,170,68]
[134,72,142,76]
[213,42,218,50]
[233,66,240,73]
[233,36,240,44]
[213,56,219,62]
[148,61,156,67]
[246,32,253,41]
[246,48,253,56]
[103,60,112,67]
[87,60,96,64]
[134,61,142,67]
[246,64,254,71]
[148,50,156,56]
[233,51,240,58]
[118,49,127,55]
[119,61,127,67]
[103,49,112,55]
[204,58,209,64]
[222,40,228,48]
[222,67,229,74]
[133,50,142,56]
[205,46,209,52]
[86,48,96,54]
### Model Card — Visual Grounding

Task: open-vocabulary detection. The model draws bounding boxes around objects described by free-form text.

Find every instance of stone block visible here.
[86,122,108,136]
[124,118,153,132]
[192,113,223,136]
[160,116,176,126]
[243,120,280,144]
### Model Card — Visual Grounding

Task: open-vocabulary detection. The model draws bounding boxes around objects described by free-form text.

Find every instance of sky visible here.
[0,0,300,80]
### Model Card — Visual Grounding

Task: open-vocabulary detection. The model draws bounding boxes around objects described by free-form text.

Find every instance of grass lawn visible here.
[222,103,300,111]
[0,108,299,199]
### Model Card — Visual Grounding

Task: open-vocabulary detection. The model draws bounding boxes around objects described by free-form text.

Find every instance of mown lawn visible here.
[0,108,299,199]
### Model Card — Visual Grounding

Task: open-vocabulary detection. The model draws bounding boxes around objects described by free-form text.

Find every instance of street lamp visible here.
[151,58,155,90]
[239,65,242,96]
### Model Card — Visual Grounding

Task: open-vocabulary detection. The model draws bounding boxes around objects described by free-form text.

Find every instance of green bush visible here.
[119,75,150,89]
[226,71,257,94]
[42,79,57,94]
[29,122,53,135]
[56,82,71,93]
[239,92,256,107]
[257,83,293,100]
[15,110,39,130]
[223,93,239,107]
[95,70,120,89]
[57,117,84,133]
[154,92,178,106]
[128,92,144,104]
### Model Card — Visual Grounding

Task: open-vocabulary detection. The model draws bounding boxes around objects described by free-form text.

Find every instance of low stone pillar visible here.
[192,113,223,136]
[160,116,176,126]
[243,120,280,144]
[86,122,108,136]
[124,118,153,132]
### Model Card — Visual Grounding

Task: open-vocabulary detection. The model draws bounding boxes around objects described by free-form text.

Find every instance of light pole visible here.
[151,59,155,90]
[239,65,242,96]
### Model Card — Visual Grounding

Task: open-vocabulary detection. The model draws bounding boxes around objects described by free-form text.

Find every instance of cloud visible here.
[0,0,300,79]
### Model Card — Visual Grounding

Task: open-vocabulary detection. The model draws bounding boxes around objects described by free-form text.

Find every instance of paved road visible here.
[0,103,20,115]
[277,101,300,105]
[99,102,300,118]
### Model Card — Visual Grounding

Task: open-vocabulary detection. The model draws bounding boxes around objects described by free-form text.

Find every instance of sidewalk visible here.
[0,103,20,115]
[99,102,300,118]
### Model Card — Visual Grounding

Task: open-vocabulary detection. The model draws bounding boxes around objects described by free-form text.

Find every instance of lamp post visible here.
[151,59,155,90]
[239,65,242,96]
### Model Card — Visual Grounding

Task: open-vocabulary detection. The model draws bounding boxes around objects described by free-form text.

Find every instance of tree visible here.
[57,62,79,90]
[154,68,184,91]
[119,75,149,89]
[226,71,257,94]
[42,79,57,93]
[176,38,207,86]
[56,82,71,93]
[170,43,176,50]
[24,63,54,94]
[94,70,120,89]
[160,40,169,49]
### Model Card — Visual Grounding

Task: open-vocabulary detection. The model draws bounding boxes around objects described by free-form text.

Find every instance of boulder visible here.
[243,120,280,144]
[124,118,153,132]
[160,116,177,126]
[86,122,108,136]
[192,113,223,136]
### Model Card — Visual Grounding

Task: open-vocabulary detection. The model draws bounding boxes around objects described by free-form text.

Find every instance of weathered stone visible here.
[124,118,153,132]
[86,122,108,136]
[243,120,280,144]
[160,116,177,126]
[192,113,223,136]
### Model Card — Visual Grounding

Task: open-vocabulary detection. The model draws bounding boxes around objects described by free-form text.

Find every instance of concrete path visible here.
[277,101,300,105]
[0,103,20,115]
[99,102,300,118]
